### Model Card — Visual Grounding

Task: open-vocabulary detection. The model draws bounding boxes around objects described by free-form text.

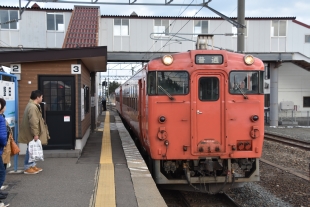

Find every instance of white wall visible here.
[98,17,310,58]
[247,20,271,52]
[1,8,309,58]
[0,10,71,48]
[287,21,310,57]
[278,62,310,111]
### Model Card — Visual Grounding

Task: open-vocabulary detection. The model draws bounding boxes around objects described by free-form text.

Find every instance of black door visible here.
[39,76,75,149]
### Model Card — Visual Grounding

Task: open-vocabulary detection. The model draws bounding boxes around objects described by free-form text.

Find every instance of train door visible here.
[120,87,123,114]
[138,79,147,144]
[190,72,225,155]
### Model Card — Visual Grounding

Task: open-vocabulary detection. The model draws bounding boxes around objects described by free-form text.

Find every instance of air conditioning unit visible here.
[280,101,294,110]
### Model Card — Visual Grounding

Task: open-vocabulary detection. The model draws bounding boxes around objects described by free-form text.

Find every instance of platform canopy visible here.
[0,46,107,72]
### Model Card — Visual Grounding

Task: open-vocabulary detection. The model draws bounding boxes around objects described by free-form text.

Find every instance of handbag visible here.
[10,133,20,156]
[28,139,44,162]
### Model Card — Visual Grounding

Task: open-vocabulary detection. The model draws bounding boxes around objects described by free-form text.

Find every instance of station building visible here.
[0,3,309,151]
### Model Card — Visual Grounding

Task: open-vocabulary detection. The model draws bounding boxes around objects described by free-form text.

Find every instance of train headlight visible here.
[244,55,255,65]
[162,55,174,66]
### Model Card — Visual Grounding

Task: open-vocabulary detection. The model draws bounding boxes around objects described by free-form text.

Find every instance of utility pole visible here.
[237,0,245,53]
[107,69,109,102]
[104,78,106,98]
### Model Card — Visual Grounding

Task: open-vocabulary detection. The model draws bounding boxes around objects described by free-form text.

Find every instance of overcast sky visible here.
[1,0,310,25]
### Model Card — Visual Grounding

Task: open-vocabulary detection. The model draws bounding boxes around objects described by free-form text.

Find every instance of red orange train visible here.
[115,37,265,193]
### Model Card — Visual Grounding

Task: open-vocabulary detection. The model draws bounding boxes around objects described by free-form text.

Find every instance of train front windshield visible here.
[229,71,264,94]
[148,71,189,95]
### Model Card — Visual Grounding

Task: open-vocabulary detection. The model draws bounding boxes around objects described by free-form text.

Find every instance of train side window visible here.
[259,71,265,94]
[199,77,219,101]
[147,72,156,95]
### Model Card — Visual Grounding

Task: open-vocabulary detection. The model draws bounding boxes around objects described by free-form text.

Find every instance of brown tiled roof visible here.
[63,6,100,48]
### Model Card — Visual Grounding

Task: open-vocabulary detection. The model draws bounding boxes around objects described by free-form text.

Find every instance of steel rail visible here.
[260,158,309,181]
[221,193,242,207]
[264,132,310,150]
[174,191,191,207]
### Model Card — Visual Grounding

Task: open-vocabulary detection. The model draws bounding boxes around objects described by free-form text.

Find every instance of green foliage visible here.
[108,81,121,94]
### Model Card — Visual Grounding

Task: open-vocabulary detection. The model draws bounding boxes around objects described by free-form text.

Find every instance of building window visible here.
[264,63,270,79]
[43,80,73,111]
[303,97,310,107]
[47,13,64,31]
[84,86,90,113]
[194,20,208,35]
[0,10,18,29]
[154,19,169,36]
[271,20,286,36]
[232,21,247,37]
[114,19,129,36]
[264,94,270,107]
[305,35,310,43]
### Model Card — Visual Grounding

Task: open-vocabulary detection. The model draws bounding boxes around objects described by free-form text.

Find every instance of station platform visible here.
[2,111,167,207]
[3,111,309,206]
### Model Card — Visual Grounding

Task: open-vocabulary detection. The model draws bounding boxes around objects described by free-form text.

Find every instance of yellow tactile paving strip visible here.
[95,111,116,207]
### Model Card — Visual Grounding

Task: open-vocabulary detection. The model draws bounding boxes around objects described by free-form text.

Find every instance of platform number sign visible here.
[71,64,81,74]
[10,64,21,73]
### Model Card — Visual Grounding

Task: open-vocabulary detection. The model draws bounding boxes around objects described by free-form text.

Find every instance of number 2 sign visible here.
[71,64,81,74]
[10,64,21,73]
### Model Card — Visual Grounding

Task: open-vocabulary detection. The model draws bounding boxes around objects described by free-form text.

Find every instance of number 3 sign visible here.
[71,64,81,74]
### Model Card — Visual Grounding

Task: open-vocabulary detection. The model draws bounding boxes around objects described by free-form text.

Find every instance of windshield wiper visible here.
[235,84,248,99]
[158,86,174,100]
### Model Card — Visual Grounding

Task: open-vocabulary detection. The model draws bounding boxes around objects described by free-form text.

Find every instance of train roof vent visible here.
[196,34,214,50]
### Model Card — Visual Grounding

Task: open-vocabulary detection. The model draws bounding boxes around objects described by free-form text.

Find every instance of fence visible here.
[265,110,310,126]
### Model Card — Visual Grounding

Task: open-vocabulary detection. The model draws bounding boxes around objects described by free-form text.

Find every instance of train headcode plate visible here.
[195,55,223,64]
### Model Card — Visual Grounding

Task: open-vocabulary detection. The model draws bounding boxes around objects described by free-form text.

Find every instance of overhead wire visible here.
[140,0,195,62]
[154,3,205,54]
[211,6,237,33]
[152,3,239,54]
[0,40,12,51]
[108,4,192,66]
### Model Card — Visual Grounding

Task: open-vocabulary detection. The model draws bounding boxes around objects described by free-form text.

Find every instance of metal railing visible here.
[265,110,310,126]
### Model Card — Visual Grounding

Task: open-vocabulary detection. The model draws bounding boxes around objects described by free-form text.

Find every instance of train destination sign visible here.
[195,55,223,64]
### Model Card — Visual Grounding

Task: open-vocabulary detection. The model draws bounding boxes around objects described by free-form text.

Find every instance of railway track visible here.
[159,188,241,207]
[263,132,310,181]
[264,132,310,150]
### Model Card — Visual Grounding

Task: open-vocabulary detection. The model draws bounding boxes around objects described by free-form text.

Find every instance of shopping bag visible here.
[28,139,44,162]
[10,133,20,156]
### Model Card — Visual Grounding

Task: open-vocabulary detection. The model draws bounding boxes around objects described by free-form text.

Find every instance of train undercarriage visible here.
[152,158,259,193]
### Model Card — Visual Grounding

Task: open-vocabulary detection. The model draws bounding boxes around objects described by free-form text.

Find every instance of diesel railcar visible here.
[115,37,264,193]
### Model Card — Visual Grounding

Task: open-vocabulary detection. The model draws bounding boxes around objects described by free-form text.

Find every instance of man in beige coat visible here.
[18,90,50,174]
